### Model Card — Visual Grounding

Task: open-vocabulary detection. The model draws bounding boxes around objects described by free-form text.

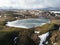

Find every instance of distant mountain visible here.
[38,7,60,11]
[0,7,60,11]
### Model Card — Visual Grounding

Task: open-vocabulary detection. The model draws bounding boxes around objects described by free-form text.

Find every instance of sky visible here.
[0,0,60,9]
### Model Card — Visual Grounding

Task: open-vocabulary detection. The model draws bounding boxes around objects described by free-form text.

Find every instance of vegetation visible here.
[0,30,18,45]
[35,23,56,34]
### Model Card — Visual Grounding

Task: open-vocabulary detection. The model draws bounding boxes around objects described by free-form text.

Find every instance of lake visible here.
[6,18,50,29]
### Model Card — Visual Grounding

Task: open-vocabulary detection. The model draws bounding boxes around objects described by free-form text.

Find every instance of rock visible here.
[49,30,60,45]
[17,30,37,45]
[18,34,36,45]
[31,34,40,45]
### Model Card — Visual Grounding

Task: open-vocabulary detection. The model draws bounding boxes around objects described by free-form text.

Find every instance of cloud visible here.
[0,0,60,9]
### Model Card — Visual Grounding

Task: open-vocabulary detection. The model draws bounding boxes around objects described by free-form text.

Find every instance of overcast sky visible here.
[0,0,60,9]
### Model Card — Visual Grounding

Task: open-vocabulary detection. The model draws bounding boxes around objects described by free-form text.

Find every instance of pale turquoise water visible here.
[6,18,50,28]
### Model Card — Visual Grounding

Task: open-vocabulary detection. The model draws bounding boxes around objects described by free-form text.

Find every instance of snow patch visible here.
[14,37,18,44]
[38,32,49,45]
[34,31,40,34]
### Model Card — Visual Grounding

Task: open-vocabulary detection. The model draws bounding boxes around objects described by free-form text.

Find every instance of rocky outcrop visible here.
[49,30,60,45]
[31,34,40,45]
[18,35,36,45]
[17,29,40,45]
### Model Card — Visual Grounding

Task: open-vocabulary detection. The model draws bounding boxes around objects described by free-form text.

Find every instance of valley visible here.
[0,10,60,45]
